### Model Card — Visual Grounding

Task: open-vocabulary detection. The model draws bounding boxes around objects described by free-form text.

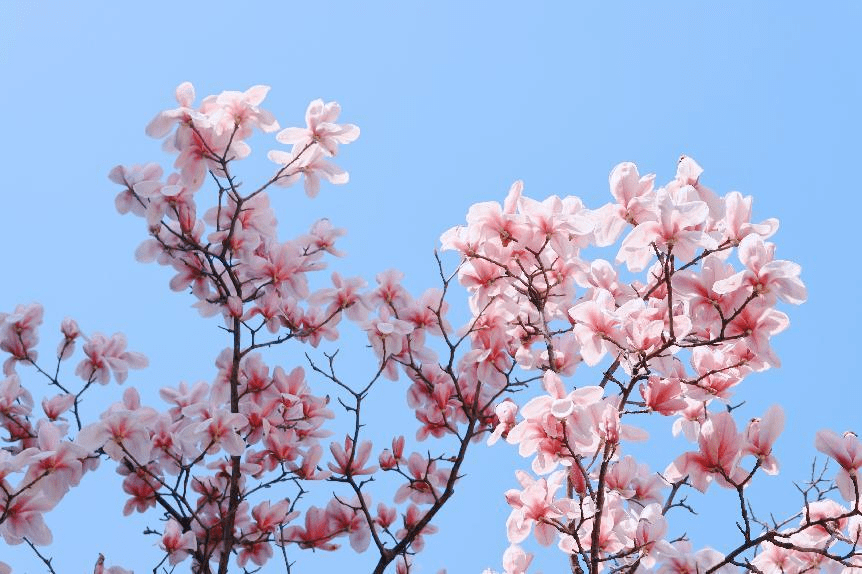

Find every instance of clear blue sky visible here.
[1,2,860,573]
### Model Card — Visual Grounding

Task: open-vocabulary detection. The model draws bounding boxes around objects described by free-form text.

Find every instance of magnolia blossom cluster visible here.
[0,304,146,574]
[2,82,858,574]
[441,160,859,573]
[99,84,487,573]
[0,83,520,574]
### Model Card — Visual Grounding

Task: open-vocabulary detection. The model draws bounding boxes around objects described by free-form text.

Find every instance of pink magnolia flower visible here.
[0,449,49,481]
[309,273,370,322]
[76,408,156,464]
[0,490,53,545]
[815,429,862,501]
[275,99,359,157]
[640,375,686,416]
[628,503,669,567]
[55,317,80,361]
[0,303,44,374]
[610,162,655,207]
[565,492,634,556]
[664,411,744,492]
[252,499,294,534]
[673,255,739,334]
[201,85,279,138]
[504,469,569,546]
[455,255,507,303]
[23,420,87,504]
[379,435,406,470]
[159,380,209,420]
[245,289,288,334]
[593,162,656,246]
[713,234,807,305]
[282,506,340,551]
[0,374,33,418]
[816,430,862,472]
[630,464,667,506]
[488,400,519,445]
[724,301,789,370]
[617,298,668,355]
[569,289,623,366]
[670,156,725,220]
[370,268,410,308]
[395,504,438,552]
[482,545,535,574]
[145,81,197,139]
[720,191,778,245]
[655,540,731,574]
[401,287,449,336]
[574,259,637,305]
[593,399,649,446]
[328,436,378,476]
[268,146,349,197]
[393,453,447,505]
[159,519,196,565]
[505,371,603,471]
[235,500,297,567]
[297,306,341,348]
[617,190,718,272]
[516,192,594,254]
[502,544,534,574]
[248,241,313,300]
[375,502,397,529]
[75,332,148,385]
[465,182,527,247]
[751,540,806,574]
[203,192,277,250]
[326,495,372,552]
[688,346,746,401]
[120,466,159,515]
[136,171,199,231]
[362,308,414,366]
[595,457,635,501]
[237,539,273,568]
[183,409,248,457]
[306,218,347,257]
[798,499,849,545]
[741,405,784,474]
[109,162,164,217]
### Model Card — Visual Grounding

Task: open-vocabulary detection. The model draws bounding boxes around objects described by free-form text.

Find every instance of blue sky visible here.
[1,2,861,573]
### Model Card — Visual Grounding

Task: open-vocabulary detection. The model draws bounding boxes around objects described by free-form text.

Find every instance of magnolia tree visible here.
[1,83,859,574]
